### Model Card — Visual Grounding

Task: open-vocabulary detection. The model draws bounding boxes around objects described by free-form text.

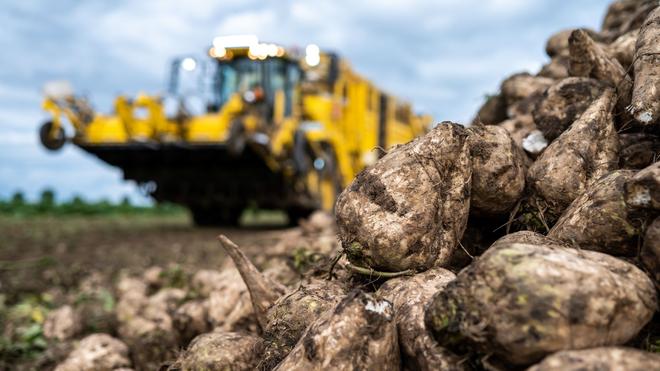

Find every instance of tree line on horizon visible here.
[0,189,184,216]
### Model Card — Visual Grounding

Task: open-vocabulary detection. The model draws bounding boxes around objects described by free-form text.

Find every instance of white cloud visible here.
[0,132,35,145]
[0,0,609,201]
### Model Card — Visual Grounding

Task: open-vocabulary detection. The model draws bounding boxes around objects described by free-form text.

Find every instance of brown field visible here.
[0,213,290,301]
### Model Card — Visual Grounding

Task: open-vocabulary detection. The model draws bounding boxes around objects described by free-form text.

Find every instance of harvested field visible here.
[2,1,659,370]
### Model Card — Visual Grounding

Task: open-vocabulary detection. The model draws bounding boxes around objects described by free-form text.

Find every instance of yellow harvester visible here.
[40,35,430,225]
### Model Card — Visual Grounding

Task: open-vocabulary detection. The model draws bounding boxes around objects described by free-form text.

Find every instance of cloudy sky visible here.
[0,0,609,203]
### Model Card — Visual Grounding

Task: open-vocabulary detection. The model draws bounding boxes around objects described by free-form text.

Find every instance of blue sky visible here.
[0,0,608,203]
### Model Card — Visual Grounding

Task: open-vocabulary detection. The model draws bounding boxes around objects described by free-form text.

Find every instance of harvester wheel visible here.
[39,121,66,151]
[191,206,242,227]
[286,207,314,226]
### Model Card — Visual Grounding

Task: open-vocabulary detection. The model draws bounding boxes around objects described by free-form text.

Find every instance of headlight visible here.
[243,90,256,103]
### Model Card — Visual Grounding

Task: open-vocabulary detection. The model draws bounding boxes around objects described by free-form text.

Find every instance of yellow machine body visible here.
[40,37,431,224]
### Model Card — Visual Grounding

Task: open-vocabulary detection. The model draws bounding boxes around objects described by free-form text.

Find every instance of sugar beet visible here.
[619,132,659,169]
[55,334,132,371]
[629,7,660,124]
[548,170,648,256]
[378,268,463,371]
[624,161,660,209]
[467,125,526,215]
[641,217,660,289]
[218,235,347,369]
[601,0,657,41]
[273,290,399,371]
[335,123,471,272]
[527,89,620,219]
[568,29,633,114]
[426,232,657,365]
[168,332,264,371]
[532,77,608,141]
[527,347,660,371]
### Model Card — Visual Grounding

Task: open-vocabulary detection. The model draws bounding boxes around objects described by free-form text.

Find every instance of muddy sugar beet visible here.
[274,290,399,371]
[527,347,660,371]
[426,232,657,365]
[532,77,608,141]
[335,122,471,272]
[629,7,660,124]
[549,170,651,256]
[467,125,526,215]
[527,89,620,219]
[378,268,464,371]
[218,235,347,369]
[168,331,264,371]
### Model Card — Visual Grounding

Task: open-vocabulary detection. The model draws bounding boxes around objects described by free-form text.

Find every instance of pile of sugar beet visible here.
[44,1,660,370]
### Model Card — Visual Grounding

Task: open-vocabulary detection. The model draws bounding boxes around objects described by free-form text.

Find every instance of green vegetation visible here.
[0,189,185,217]
[0,293,52,366]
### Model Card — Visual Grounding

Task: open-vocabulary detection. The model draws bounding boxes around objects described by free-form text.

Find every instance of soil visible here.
[0,214,290,302]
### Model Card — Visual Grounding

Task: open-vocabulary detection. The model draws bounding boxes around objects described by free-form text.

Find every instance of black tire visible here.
[39,121,66,151]
[286,207,314,226]
[190,206,242,227]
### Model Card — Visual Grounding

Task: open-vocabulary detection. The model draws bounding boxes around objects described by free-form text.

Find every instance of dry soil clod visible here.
[426,232,657,365]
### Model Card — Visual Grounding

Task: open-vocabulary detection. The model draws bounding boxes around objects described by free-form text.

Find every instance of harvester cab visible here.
[39,35,430,225]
